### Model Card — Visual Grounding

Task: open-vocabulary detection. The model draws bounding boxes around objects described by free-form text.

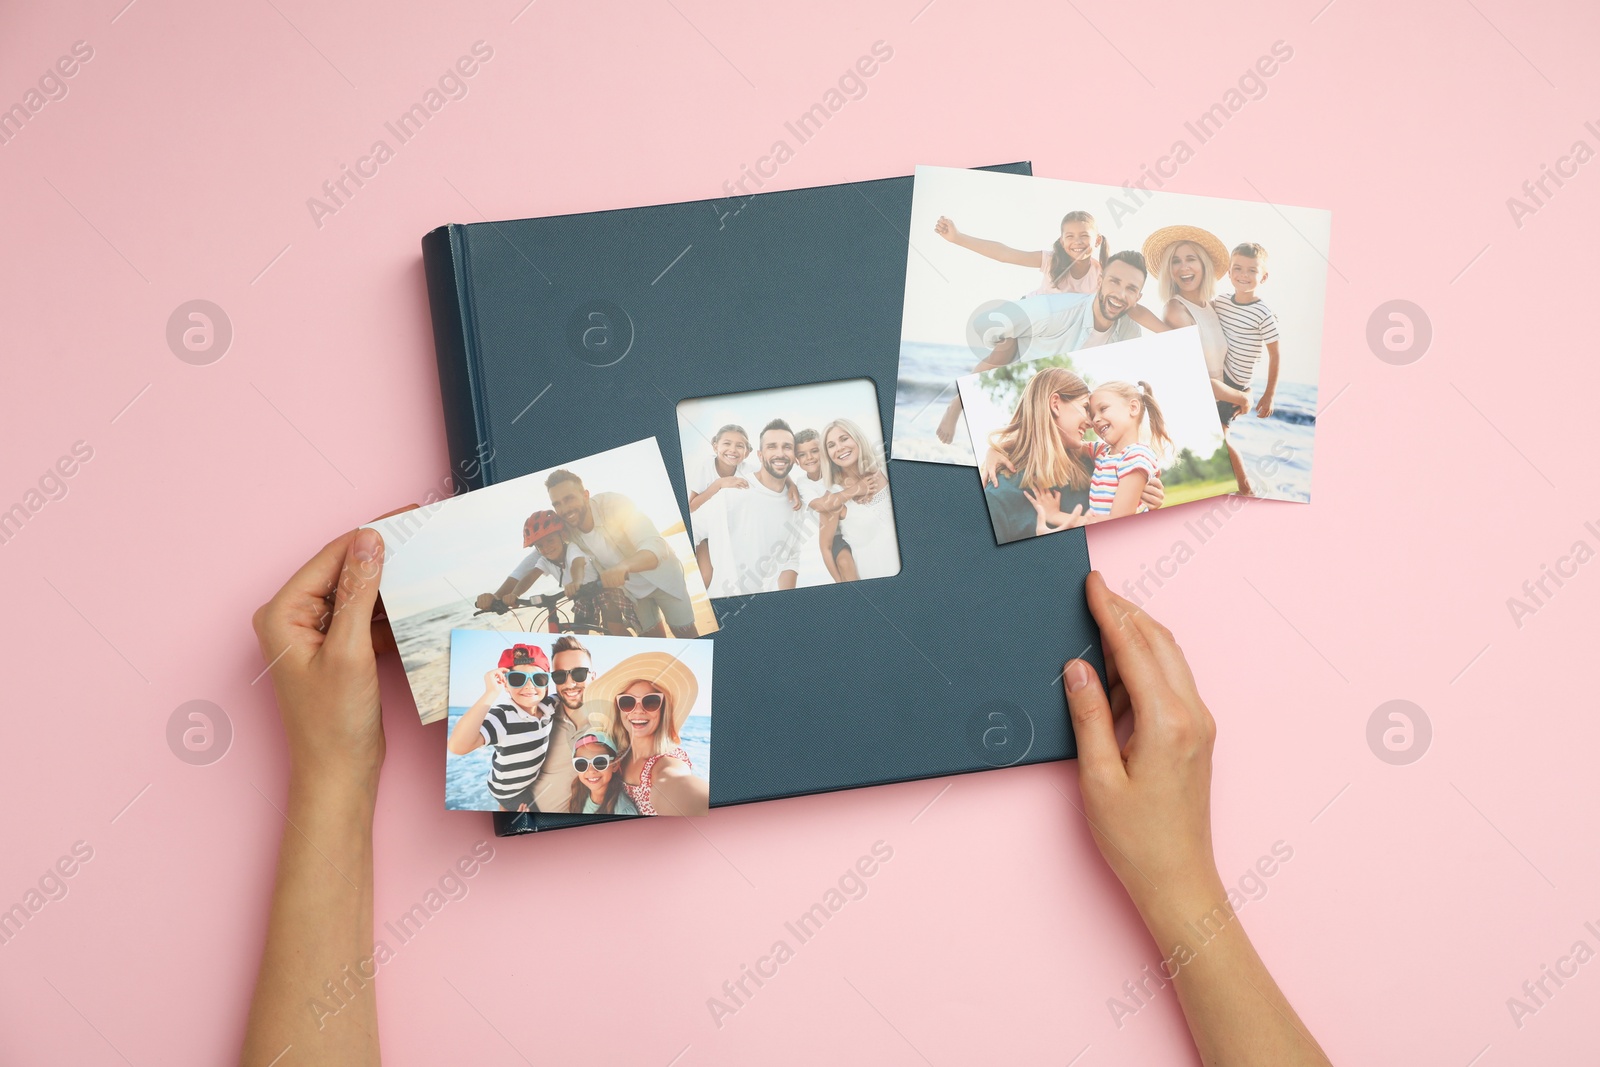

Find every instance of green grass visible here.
[1160,477,1238,507]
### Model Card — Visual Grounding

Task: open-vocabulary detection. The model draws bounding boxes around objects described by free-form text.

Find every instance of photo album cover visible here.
[675,378,899,598]
[445,629,712,816]
[366,438,717,725]
[894,165,1330,504]
[958,327,1230,544]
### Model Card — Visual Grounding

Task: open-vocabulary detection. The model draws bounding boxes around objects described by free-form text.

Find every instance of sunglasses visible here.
[572,754,615,772]
[504,670,549,689]
[550,667,591,684]
[615,692,664,713]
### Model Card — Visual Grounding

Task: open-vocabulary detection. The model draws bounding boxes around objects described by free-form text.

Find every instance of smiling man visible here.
[719,419,805,596]
[935,251,1149,444]
[527,634,601,812]
[546,469,701,639]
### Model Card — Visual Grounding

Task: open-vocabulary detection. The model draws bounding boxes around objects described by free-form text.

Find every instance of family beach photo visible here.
[366,438,717,724]
[957,329,1234,544]
[894,165,1329,503]
[675,379,901,598]
[445,630,712,816]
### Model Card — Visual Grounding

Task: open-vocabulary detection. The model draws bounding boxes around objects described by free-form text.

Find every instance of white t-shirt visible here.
[509,542,597,587]
[792,471,834,586]
[718,473,804,595]
[687,452,754,546]
[1081,326,1112,348]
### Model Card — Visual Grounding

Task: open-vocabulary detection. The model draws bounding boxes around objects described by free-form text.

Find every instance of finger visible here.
[1090,572,1200,705]
[1084,572,1168,710]
[371,595,397,657]
[1063,659,1123,782]
[327,528,385,657]
[257,531,359,647]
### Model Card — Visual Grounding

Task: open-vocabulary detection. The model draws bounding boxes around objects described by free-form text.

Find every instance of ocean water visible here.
[893,341,986,463]
[1225,380,1317,503]
[892,341,1317,502]
[445,709,713,812]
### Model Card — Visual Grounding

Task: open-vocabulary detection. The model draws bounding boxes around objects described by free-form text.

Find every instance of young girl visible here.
[934,209,1108,295]
[566,729,640,815]
[686,424,751,588]
[1085,380,1170,520]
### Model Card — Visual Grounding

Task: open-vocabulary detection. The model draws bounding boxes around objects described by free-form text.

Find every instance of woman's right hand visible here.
[1061,573,1221,918]
[981,446,1016,489]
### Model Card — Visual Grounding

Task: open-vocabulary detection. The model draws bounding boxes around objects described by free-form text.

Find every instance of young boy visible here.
[446,643,558,811]
[1210,242,1282,496]
[792,428,847,585]
[475,509,638,635]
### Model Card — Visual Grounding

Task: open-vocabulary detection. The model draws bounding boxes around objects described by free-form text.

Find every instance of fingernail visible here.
[1065,660,1090,693]
[353,527,382,563]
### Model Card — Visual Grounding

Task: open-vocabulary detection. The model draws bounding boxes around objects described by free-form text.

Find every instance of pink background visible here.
[2,0,1596,1062]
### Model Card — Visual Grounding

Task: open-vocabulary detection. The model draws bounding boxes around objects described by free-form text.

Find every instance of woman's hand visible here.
[1061,572,1220,916]
[251,528,389,786]
[1024,487,1091,533]
[1141,475,1166,511]
[981,446,1017,489]
[1059,574,1333,1066]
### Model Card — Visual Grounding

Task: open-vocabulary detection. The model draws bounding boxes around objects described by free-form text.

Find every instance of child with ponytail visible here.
[934,209,1109,295]
[1084,380,1170,519]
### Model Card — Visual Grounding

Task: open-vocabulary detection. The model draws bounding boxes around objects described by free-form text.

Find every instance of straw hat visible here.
[1141,225,1230,282]
[586,651,700,735]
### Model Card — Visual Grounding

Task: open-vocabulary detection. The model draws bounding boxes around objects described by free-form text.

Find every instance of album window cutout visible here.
[675,378,900,599]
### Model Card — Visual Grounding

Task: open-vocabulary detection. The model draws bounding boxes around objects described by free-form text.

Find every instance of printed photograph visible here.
[445,630,712,816]
[959,329,1233,544]
[894,164,1329,502]
[675,378,900,599]
[367,438,717,724]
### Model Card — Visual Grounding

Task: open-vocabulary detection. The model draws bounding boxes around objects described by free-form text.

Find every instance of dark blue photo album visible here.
[417,162,1103,835]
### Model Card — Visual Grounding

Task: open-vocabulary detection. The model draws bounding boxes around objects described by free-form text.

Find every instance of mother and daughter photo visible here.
[444,631,713,816]
[956,328,1238,544]
[895,166,1328,505]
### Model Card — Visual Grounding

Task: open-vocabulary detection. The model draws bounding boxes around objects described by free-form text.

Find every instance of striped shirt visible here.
[1212,295,1279,389]
[480,700,557,802]
[1089,442,1159,516]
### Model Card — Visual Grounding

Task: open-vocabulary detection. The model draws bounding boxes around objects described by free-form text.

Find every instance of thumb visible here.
[1063,659,1122,782]
[327,527,385,657]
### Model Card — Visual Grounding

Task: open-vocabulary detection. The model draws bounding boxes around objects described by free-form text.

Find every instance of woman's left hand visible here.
[252,527,390,785]
[1140,475,1166,510]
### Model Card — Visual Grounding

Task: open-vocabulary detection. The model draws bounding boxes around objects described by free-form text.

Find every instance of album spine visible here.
[421,224,492,494]
[422,225,518,838]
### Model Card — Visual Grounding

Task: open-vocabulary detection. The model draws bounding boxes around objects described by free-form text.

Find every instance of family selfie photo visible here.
[445,630,713,816]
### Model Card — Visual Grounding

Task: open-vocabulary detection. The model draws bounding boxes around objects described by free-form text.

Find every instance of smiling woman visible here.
[589,651,709,817]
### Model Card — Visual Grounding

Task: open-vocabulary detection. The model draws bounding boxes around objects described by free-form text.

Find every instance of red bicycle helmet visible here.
[522,509,565,547]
